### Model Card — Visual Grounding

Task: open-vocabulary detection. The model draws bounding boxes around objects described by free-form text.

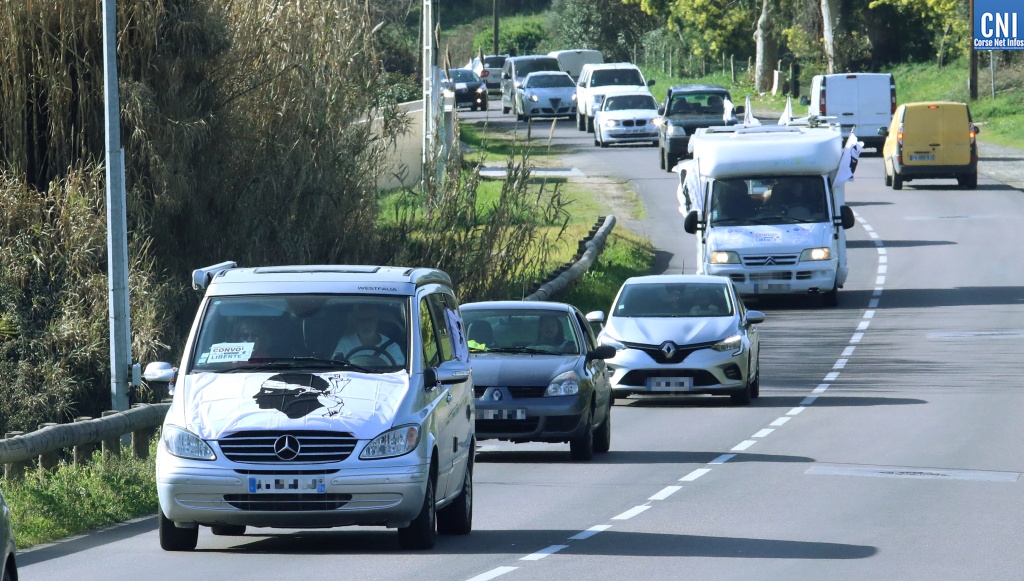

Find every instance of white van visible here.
[681,121,857,306]
[145,263,475,551]
[548,49,603,82]
[807,73,895,150]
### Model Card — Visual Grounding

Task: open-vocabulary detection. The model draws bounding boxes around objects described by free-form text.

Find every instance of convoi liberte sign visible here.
[975,0,1023,50]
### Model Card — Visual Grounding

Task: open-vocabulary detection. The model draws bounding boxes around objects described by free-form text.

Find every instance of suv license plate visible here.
[646,377,693,391]
[249,476,326,494]
[909,154,935,162]
[479,409,526,420]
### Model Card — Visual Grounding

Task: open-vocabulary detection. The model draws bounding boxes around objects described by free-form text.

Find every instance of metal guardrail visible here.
[525,215,616,301]
[0,403,169,478]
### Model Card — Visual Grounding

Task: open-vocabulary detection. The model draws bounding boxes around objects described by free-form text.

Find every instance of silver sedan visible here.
[515,71,578,121]
[597,274,764,405]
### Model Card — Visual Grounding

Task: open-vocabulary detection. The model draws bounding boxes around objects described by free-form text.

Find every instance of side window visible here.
[419,298,442,368]
[439,294,469,363]
[574,311,597,351]
[425,294,454,362]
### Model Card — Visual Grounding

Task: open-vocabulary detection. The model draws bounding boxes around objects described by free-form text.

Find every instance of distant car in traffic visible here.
[597,275,764,405]
[593,89,659,148]
[574,62,653,133]
[655,84,739,171]
[879,101,978,190]
[515,71,577,121]
[441,68,489,111]
[501,55,563,117]
[466,54,509,93]
[461,301,616,461]
[0,488,16,581]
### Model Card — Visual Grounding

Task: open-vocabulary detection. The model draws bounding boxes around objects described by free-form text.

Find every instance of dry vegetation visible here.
[0,0,569,433]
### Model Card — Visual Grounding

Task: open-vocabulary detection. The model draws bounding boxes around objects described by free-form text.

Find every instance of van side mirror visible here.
[839,205,855,230]
[734,106,745,115]
[683,210,701,234]
[972,124,981,135]
[799,96,810,106]
[502,72,510,80]
[426,360,471,388]
[877,127,888,136]
[648,79,655,86]
[657,105,665,115]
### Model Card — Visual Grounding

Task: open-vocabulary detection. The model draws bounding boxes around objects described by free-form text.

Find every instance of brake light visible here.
[819,88,826,115]
[896,123,903,146]
[928,105,940,109]
[969,125,977,143]
[890,85,896,115]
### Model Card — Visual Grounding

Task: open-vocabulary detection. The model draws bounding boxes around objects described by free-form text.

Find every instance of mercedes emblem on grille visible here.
[660,341,677,358]
[274,435,301,461]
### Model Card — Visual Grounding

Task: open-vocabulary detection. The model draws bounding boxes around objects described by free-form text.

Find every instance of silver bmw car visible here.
[597,274,764,405]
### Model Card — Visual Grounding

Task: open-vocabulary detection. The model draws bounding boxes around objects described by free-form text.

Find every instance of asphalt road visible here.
[21,100,1024,580]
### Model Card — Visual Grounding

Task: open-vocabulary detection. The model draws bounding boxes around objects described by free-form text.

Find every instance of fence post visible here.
[101,410,121,459]
[3,432,26,479]
[130,404,153,459]
[37,423,60,470]
[72,416,94,465]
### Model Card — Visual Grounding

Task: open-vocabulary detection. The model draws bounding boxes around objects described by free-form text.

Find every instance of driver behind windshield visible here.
[333,303,404,365]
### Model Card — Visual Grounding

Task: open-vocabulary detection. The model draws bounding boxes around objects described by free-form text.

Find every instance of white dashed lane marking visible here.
[612,505,651,520]
[731,440,757,451]
[649,486,683,501]
[569,525,611,540]
[752,428,774,438]
[770,417,791,427]
[521,545,568,561]
[709,454,735,464]
[467,567,518,581]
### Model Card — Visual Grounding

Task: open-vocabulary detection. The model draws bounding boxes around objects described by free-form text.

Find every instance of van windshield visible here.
[516,58,561,77]
[710,176,828,226]
[191,295,410,373]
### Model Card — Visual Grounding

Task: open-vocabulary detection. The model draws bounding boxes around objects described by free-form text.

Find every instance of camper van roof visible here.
[691,124,843,179]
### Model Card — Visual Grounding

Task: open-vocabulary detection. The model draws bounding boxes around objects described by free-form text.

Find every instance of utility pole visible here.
[969,0,978,100]
[102,0,134,412]
[493,0,499,56]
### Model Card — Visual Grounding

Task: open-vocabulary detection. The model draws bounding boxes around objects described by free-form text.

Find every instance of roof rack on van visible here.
[192,261,237,290]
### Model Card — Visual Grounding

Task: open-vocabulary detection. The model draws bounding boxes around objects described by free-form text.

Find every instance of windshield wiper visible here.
[218,357,374,373]
[485,346,552,355]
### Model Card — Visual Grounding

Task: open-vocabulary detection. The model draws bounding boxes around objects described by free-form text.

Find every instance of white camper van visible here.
[807,73,895,150]
[681,121,857,306]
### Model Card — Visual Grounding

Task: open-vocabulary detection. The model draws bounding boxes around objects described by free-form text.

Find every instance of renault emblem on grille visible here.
[274,435,301,461]
[660,341,677,358]
[490,389,504,401]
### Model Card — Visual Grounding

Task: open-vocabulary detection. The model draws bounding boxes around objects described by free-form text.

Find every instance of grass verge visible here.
[3,441,158,549]
[561,229,656,314]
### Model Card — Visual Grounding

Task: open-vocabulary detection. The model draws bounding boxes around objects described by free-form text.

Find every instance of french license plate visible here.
[646,377,693,391]
[765,283,790,290]
[479,409,526,420]
[248,476,326,494]
[909,154,935,162]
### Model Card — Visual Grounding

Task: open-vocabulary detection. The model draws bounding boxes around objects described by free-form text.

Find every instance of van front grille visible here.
[218,430,357,464]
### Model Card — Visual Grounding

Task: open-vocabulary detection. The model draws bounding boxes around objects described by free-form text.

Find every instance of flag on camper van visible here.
[723,98,735,123]
[834,131,863,186]
[778,96,793,125]
[743,95,760,126]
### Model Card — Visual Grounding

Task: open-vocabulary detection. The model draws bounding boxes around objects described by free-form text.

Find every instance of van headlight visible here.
[800,247,831,261]
[162,425,216,460]
[360,425,420,459]
[710,251,740,264]
[546,371,580,396]
[711,334,743,353]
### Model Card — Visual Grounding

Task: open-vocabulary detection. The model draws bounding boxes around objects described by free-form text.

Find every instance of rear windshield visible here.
[590,68,644,87]
[612,282,733,318]
[448,69,481,83]
[604,94,657,111]
[904,103,970,125]
[484,56,507,68]
[515,58,561,77]
[710,176,829,226]
[666,92,729,115]
[525,74,575,88]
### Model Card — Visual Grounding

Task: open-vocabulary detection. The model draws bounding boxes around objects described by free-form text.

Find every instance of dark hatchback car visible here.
[442,68,489,111]
[656,84,740,171]
[461,301,615,461]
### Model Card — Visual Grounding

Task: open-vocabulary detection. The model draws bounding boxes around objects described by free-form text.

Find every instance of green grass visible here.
[461,121,571,162]
[3,441,158,549]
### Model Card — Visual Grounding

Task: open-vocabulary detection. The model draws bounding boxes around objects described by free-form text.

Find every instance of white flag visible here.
[778,95,793,125]
[743,95,760,126]
[722,98,735,123]
[834,131,863,186]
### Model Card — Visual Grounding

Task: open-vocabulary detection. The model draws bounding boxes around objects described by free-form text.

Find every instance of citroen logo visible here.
[274,435,301,461]
[764,256,777,266]
[660,341,677,358]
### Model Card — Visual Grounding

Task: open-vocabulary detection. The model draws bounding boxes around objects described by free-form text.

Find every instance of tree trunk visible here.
[820,0,841,73]
[753,0,776,93]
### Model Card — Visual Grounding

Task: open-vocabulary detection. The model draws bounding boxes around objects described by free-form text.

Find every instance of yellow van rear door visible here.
[902,104,970,166]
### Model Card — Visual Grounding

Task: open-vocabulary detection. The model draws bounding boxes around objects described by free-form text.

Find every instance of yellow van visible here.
[880,101,978,190]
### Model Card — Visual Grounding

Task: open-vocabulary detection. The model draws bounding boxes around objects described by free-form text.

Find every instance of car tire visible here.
[398,473,437,550]
[481,100,489,112]
[824,287,839,307]
[569,405,595,461]
[651,140,659,148]
[664,150,675,173]
[884,167,892,187]
[593,400,612,453]
[749,354,760,399]
[577,111,585,131]
[502,105,510,115]
[437,456,473,535]
[586,115,594,133]
[958,172,978,189]
[730,382,752,406]
[659,147,666,169]
[598,134,608,148]
[210,524,247,536]
[159,509,198,552]
[892,171,903,191]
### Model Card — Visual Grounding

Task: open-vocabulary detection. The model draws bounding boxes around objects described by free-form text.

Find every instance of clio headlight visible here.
[162,425,216,460]
[545,371,580,396]
[711,334,743,353]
